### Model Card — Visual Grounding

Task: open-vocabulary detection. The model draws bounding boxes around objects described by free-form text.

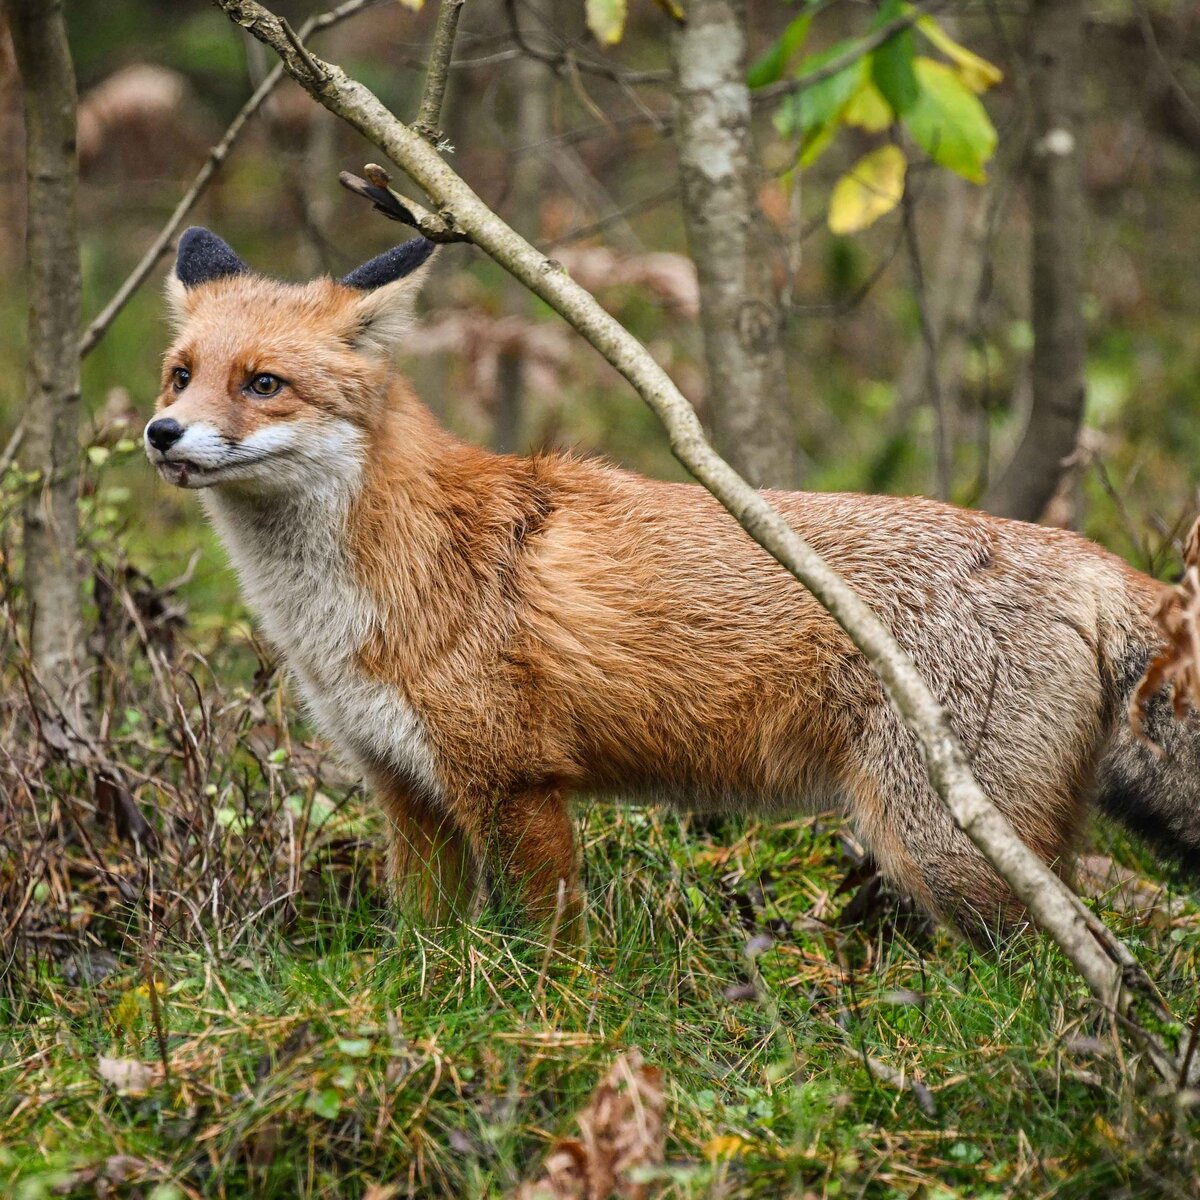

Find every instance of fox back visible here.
[146,228,1197,936]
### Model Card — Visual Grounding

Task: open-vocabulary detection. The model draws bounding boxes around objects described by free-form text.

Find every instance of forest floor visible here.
[3,468,1200,1199]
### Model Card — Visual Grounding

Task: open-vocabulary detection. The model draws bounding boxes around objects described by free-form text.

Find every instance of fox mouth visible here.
[156,458,202,487]
[151,452,274,489]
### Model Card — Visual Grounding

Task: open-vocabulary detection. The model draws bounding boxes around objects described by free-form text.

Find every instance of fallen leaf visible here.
[364,1186,400,1200]
[516,1049,664,1200]
[97,1055,162,1095]
[704,1135,749,1161]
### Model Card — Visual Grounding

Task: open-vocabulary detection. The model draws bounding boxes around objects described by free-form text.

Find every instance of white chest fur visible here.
[200,425,442,800]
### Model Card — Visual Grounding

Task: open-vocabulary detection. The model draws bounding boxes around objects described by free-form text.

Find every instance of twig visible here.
[502,0,670,88]
[78,0,382,360]
[0,418,26,477]
[280,16,326,85]
[1132,0,1200,129]
[415,0,467,143]
[546,184,679,249]
[338,167,470,243]
[753,2,940,105]
[211,0,1197,1087]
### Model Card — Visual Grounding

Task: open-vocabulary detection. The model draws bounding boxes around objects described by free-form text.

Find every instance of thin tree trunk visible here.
[670,0,798,489]
[7,0,85,711]
[494,39,553,454]
[984,0,1085,523]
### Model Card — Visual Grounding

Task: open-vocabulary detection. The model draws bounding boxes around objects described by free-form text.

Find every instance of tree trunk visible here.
[7,0,85,710]
[494,41,554,454]
[670,0,798,489]
[984,0,1085,523]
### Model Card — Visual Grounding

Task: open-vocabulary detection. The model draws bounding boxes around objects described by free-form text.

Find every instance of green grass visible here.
[4,798,1200,1199]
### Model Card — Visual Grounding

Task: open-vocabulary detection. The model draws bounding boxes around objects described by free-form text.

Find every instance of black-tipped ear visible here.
[341,238,436,291]
[175,227,248,289]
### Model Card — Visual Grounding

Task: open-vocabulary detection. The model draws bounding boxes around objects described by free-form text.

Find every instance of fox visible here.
[144,226,1199,937]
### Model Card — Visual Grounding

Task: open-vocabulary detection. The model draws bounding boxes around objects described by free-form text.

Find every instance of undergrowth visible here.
[2,459,1200,1199]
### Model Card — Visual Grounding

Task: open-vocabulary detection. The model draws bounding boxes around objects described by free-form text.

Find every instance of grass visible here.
[6,810,1200,1199]
[3,466,1200,1200]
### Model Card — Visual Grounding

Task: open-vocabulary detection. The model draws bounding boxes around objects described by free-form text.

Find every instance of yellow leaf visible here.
[586,0,627,45]
[843,80,893,132]
[828,145,907,235]
[917,16,1003,93]
[704,1135,750,1160]
[395,0,424,10]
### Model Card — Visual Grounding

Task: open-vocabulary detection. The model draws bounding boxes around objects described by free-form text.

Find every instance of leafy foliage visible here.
[754,3,1003,232]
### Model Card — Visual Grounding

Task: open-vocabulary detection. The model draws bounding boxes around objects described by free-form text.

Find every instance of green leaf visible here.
[337,1038,372,1058]
[902,58,997,183]
[306,1088,342,1119]
[828,144,907,235]
[917,16,1003,93]
[86,446,110,467]
[748,14,812,88]
[870,0,918,116]
[774,40,868,163]
[586,0,626,46]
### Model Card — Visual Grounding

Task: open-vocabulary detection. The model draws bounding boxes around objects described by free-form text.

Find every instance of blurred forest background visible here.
[3,0,1200,1197]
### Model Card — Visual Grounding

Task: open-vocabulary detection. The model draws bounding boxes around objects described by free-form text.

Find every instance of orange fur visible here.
[148,249,1178,937]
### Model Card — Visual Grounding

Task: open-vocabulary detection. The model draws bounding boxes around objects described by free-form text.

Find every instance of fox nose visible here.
[146,418,184,453]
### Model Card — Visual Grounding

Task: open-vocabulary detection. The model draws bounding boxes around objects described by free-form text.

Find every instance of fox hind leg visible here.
[463,786,582,934]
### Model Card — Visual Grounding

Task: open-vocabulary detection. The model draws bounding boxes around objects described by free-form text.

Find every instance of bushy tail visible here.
[1096,646,1200,877]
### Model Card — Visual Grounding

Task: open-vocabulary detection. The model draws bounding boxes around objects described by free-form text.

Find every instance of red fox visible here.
[145,227,1196,935]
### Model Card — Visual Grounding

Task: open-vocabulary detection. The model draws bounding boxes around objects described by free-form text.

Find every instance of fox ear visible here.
[175,227,249,289]
[343,238,436,356]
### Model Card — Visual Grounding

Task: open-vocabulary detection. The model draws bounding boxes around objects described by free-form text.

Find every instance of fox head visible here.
[144,227,434,491]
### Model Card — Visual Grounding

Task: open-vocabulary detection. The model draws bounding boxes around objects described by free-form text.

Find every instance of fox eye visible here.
[247,373,283,398]
[170,366,190,392]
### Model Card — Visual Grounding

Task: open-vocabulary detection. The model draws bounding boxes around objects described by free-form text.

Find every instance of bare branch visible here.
[78,0,382,360]
[415,0,467,143]
[211,0,1196,1085]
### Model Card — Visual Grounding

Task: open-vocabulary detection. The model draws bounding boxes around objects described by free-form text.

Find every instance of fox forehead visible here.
[166,276,361,364]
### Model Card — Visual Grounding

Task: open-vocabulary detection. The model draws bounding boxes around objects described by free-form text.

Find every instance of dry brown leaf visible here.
[554,247,699,317]
[77,64,202,173]
[97,1055,163,1095]
[1131,517,1200,747]
[363,1185,400,1200]
[516,1049,664,1200]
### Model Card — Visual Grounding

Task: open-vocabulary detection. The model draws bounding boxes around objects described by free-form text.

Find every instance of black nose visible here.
[146,418,184,453]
